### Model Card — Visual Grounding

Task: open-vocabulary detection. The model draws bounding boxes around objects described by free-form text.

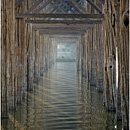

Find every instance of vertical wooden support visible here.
[103,0,129,129]
[119,1,129,129]
[27,23,34,91]
[1,0,16,118]
[34,30,40,83]
[16,0,27,104]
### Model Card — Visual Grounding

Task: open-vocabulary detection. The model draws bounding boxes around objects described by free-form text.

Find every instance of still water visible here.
[2,62,122,130]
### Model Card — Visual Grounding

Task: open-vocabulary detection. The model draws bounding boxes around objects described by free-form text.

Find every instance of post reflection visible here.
[2,62,121,130]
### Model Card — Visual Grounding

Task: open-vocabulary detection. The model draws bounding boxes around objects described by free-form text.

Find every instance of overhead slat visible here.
[44,0,61,13]
[34,0,54,13]
[66,1,83,14]
[69,0,87,13]
[16,13,104,18]
[61,2,75,14]
[32,24,95,28]
[40,29,86,32]
[49,35,80,38]
[39,31,85,35]
[35,28,87,32]
[33,26,94,30]
[86,0,102,14]
[26,19,102,24]
[58,4,76,20]
[26,0,43,13]
[50,37,79,40]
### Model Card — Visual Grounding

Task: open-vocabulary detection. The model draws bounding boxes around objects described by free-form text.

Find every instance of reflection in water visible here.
[2,62,122,130]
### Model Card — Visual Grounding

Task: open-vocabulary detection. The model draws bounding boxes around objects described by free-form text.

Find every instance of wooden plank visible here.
[66,1,83,14]
[33,26,94,30]
[50,39,78,42]
[40,30,86,33]
[15,0,24,8]
[50,37,79,40]
[49,35,80,38]
[86,0,102,14]
[70,0,87,13]
[46,4,66,20]
[16,13,104,18]
[49,35,81,38]
[32,24,95,27]
[39,31,84,35]
[61,2,75,14]
[36,29,87,32]
[26,19,102,24]
[52,38,78,41]
[49,35,79,39]
[53,4,66,14]
[58,4,76,20]
[53,40,77,43]
[34,0,54,13]
[26,0,43,13]
[44,0,61,13]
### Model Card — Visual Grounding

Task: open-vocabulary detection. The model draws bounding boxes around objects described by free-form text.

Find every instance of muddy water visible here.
[2,62,122,130]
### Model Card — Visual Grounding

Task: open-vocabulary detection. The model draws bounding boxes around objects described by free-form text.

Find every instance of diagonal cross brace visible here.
[86,0,102,14]
[34,0,54,13]
[26,0,43,13]
[68,0,87,14]
[44,0,61,13]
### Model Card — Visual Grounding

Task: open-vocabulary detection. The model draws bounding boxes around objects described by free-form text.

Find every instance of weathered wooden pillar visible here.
[1,0,16,118]
[114,0,122,122]
[103,0,129,129]
[81,34,86,77]
[103,1,116,111]
[76,38,81,71]
[76,39,80,71]
[84,31,88,81]
[26,23,34,91]
[34,30,40,83]
[40,35,44,76]
[119,0,129,129]
[16,1,27,104]
[94,23,104,92]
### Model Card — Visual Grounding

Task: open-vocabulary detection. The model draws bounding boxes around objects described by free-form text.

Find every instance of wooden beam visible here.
[49,35,80,38]
[26,0,43,13]
[49,37,78,41]
[34,0,54,13]
[39,30,86,33]
[16,13,104,18]
[58,4,76,20]
[52,39,78,42]
[62,2,75,14]
[51,39,78,42]
[32,24,95,27]
[66,1,83,14]
[69,0,87,13]
[33,26,94,30]
[46,4,66,20]
[36,29,87,32]
[86,0,102,14]
[40,31,84,35]
[26,19,102,24]
[15,0,24,8]
[44,0,61,13]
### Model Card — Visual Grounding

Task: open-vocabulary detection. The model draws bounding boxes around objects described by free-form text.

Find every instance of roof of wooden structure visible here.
[15,0,104,41]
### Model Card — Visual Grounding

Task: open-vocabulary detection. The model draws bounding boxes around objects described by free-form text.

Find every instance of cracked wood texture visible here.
[1,0,57,118]
[102,0,129,129]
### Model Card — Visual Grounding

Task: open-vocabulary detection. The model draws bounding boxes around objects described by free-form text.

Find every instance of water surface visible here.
[2,62,122,130]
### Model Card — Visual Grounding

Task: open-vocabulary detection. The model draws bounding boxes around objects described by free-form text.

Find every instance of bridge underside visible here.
[1,0,129,129]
